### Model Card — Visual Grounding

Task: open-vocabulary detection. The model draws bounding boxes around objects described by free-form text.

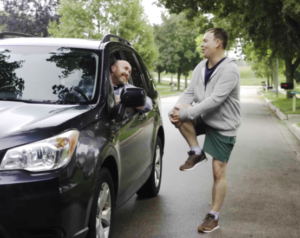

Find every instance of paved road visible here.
[112,86,300,238]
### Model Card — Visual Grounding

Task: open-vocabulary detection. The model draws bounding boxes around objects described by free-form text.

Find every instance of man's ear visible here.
[215,39,221,49]
[111,65,116,73]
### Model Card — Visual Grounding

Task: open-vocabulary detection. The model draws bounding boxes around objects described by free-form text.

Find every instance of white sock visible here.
[209,210,219,220]
[190,145,201,155]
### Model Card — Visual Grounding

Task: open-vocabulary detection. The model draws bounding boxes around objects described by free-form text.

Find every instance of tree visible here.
[295,66,300,83]
[0,50,25,98]
[153,13,205,90]
[243,43,285,87]
[158,0,300,97]
[0,0,59,36]
[48,0,158,70]
[157,0,300,53]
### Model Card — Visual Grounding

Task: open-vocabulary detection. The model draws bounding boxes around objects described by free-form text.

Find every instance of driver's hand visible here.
[115,95,120,104]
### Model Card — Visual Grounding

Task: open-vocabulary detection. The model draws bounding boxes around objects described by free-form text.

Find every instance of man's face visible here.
[200,31,218,59]
[111,60,132,86]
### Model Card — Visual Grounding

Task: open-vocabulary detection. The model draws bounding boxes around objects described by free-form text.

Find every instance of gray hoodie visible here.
[175,57,241,136]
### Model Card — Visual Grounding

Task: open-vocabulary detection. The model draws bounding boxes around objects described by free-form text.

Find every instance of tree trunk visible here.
[177,68,182,91]
[272,60,277,92]
[284,55,300,98]
[158,71,161,84]
[185,75,188,89]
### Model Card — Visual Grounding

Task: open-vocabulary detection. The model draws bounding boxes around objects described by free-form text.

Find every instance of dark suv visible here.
[0,33,164,238]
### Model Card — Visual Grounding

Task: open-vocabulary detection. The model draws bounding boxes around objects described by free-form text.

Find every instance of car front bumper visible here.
[0,167,93,238]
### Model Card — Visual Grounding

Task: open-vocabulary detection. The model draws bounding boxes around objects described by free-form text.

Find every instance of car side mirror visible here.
[120,87,146,108]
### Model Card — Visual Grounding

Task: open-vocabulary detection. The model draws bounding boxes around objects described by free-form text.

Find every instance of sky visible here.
[141,0,165,25]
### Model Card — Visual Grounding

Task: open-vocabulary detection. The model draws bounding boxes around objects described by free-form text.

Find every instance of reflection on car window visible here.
[0,46,99,104]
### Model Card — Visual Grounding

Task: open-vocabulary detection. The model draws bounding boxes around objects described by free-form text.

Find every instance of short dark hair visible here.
[205,28,228,50]
[110,60,117,73]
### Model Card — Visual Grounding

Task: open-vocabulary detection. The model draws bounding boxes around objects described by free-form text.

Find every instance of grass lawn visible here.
[239,66,286,85]
[155,80,185,96]
[152,65,286,87]
[263,90,300,114]
[159,90,184,96]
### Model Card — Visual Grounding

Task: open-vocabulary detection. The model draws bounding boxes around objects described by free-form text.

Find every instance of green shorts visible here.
[195,117,236,163]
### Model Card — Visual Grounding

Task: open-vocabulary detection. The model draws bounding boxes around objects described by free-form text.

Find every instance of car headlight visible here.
[0,130,79,172]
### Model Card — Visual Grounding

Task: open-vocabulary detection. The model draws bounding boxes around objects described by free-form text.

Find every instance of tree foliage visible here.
[153,13,207,89]
[243,43,285,86]
[158,0,300,97]
[157,0,300,53]
[48,0,157,70]
[0,50,25,98]
[0,0,59,36]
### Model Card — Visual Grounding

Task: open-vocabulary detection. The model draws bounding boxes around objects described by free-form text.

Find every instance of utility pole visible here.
[276,58,279,98]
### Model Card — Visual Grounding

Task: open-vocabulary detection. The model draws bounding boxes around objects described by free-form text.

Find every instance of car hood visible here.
[0,101,95,151]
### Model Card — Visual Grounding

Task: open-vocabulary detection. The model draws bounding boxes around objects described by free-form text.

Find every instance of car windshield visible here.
[0,46,100,104]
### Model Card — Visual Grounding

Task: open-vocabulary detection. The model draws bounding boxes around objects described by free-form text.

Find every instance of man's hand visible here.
[170,104,192,128]
[114,95,120,104]
[170,106,182,128]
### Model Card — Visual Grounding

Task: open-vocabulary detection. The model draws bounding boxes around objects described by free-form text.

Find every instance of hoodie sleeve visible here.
[168,63,202,118]
[180,71,239,121]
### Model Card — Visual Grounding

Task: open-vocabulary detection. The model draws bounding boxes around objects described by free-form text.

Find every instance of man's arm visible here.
[168,64,202,120]
[179,71,239,121]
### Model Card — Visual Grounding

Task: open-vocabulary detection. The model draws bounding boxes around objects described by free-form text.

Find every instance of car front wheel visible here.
[88,168,115,238]
[137,137,163,198]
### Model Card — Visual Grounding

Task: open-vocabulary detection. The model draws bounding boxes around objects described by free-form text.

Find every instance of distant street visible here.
[113,86,300,238]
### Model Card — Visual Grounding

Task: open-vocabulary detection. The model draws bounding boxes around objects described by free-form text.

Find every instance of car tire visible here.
[88,168,115,238]
[137,137,163,198]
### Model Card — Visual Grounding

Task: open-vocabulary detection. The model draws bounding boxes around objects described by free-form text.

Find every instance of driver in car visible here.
[110,60,153,113]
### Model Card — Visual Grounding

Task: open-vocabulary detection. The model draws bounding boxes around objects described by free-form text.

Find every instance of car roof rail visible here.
[0,32,35,39]
[101,34,131,46]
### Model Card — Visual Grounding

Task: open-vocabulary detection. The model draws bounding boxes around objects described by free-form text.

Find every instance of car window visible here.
[122,50,144,89]
[135,55,155,96]
[0,46,100,104]
[107,50,122,107]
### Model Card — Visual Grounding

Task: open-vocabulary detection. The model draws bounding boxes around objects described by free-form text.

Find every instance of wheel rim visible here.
[154,145,161,187]
[96,182,111,238]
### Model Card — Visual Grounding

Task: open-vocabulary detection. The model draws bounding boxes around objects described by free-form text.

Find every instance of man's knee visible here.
[213,159,227,180]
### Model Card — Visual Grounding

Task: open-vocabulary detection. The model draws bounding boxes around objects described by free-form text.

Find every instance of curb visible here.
[276,108,287,120]
[262,95,300,141]
[285,121,300,141]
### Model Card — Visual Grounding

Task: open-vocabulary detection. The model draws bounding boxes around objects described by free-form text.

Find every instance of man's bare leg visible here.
[173,104,207,171]
[211,159,228,213]
[174,104,198,147]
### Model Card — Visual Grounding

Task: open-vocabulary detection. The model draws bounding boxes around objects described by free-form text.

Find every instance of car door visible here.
[121,50,155,183]
[105,46,147,202]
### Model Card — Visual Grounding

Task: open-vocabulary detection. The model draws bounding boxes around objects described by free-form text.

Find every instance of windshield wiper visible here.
[0,98,55,104]
[0,97,88,105]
